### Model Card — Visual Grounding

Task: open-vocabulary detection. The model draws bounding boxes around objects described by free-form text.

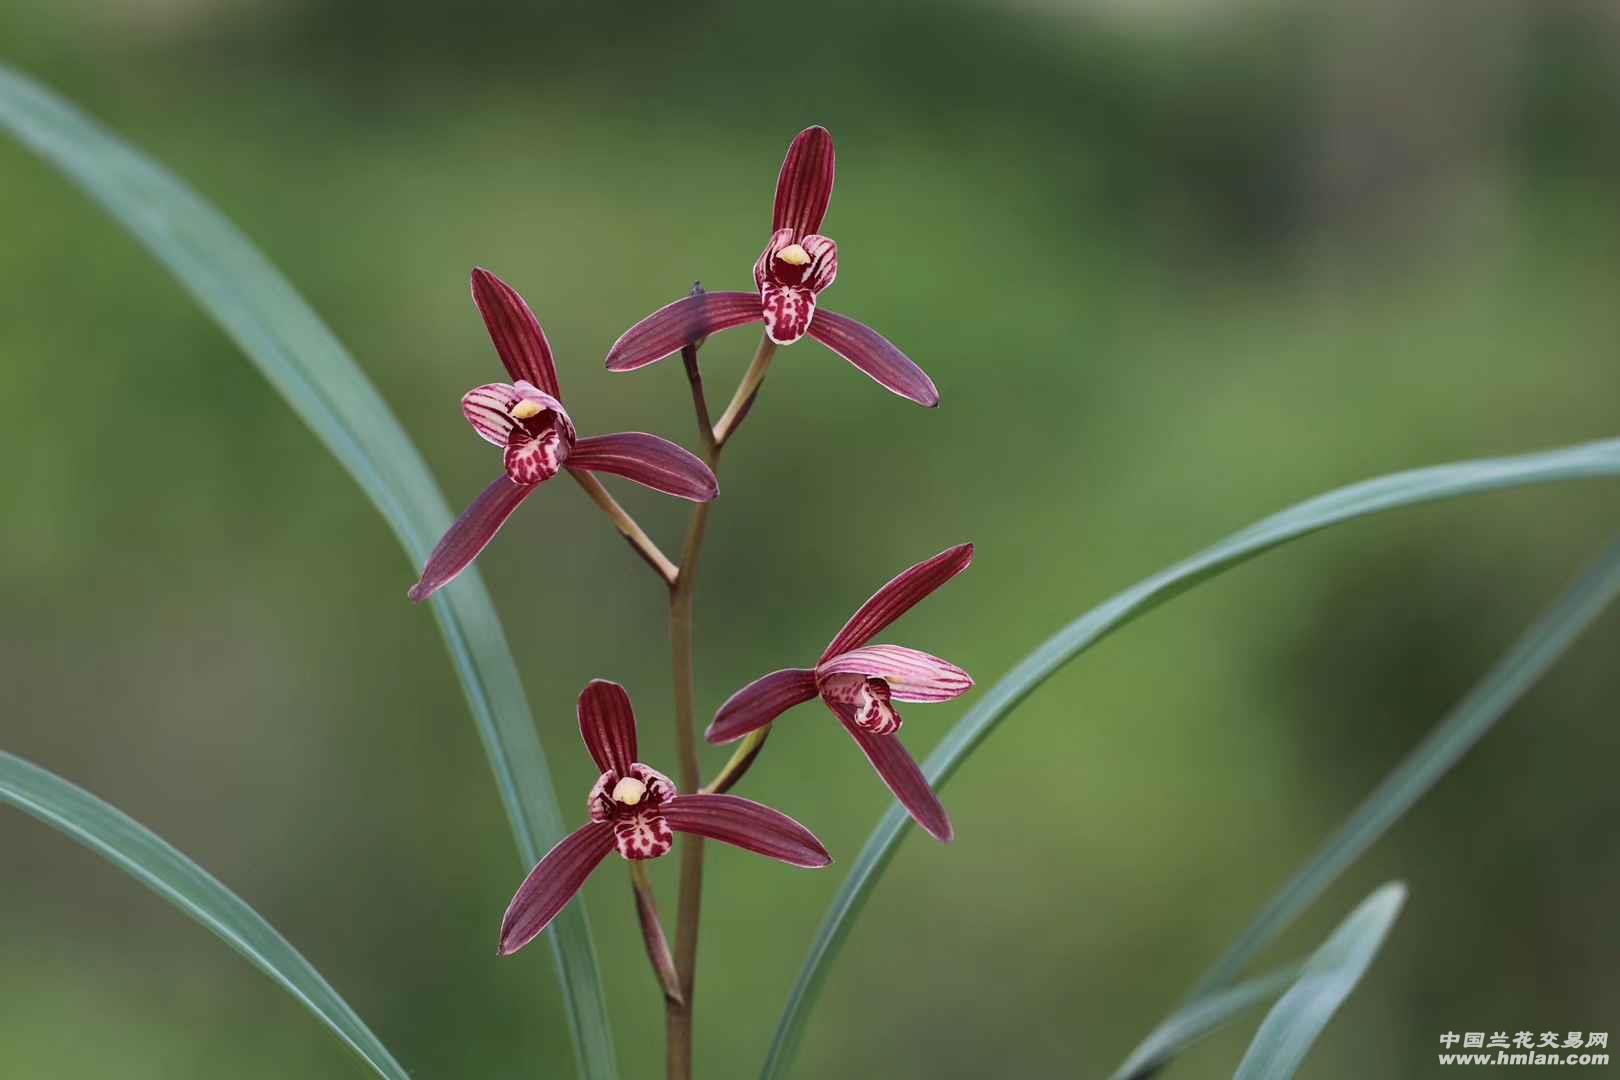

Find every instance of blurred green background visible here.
[3,1,1618,1077]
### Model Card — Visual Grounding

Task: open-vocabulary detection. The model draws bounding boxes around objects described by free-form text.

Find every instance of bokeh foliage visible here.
[2,1,1617,1077]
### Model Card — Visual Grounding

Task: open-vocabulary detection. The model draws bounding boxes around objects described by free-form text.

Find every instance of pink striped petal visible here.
[821,543,975,661]
[408,477,539,603]
[707,668,819,744]
[604,291,763,372]
[568,433,718,502]
[661,794,831,868]
[462,382,521,447]
[818,645,973,703]
[805,309,939,407]
[498,821,616,956]
[577,680,638,776]
[471,268,562,398]
[797,234,838,293]
[463,384,574,449]
[829,701,953,843]
[772,126,836,237]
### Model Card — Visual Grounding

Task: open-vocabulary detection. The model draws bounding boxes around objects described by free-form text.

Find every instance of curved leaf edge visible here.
[0,751,411,1080]
[0,63,616,1078]
[762,437,1620,1079]
[1232,883,1407,1080]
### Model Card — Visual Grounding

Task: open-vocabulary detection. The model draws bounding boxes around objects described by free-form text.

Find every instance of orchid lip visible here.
[819,673,901,735]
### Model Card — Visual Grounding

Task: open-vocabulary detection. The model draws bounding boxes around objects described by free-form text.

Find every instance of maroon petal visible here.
[578,679,638,775]
[805,309,939,407]
[604,292,763,372]
[772,125,836,237]
[821,543,975,661]
[662,793,831,868]
[471,268,562,398]
[818,645,973,703]
[707,668,819,744]
[568,433,718,502]
[830,701,953,843]
[498,821,616,956]
[408,477,540,603]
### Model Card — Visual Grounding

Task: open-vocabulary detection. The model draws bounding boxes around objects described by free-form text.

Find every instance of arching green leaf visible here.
[1,752,410,1079]
[1232,884,1407,1080]
[1110,968,1299,1080]
[0,65,615,1079]
[764,439,1620,1079]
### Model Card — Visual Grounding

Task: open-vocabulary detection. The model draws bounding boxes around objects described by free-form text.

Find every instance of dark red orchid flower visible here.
[499,680,831,956]
[408,270,719,603]
[603,126,940,407]
[707,544,974,842]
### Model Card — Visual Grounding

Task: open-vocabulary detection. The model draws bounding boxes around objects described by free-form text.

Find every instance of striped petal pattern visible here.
[819,645,973,703]
[462,383,574,449]
[830,702,953,843]
[708,668,820,743]
[461,382,522,447]
[407,477,538,603]
[804,309,938,407]
[603,291,763,372]
[662,794,831,868]
[578,680,638,776]
[772,125,836,238]
[498,821,616,956]
[567,433,719,502]
[822,543,975,661]
[471,268,562,397]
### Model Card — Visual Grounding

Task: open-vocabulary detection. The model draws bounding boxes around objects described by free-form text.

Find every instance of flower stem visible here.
[712,334,778,447]
[629,861,684,1007]
[664,330,777,1080]
[569,468,680,586]
[701,726,771,795]
[682,341,718,458]
[665,495,708,1080]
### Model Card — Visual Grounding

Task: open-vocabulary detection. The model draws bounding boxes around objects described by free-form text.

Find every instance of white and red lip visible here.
[754,228,839,346]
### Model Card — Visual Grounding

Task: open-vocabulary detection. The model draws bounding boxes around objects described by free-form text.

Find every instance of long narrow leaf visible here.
[0,65,616,1079]
[0,752,409,1080]
[763,437,1620,1079]
[1232,883,1407,1080]
[1109,968,1299,1080]
[1187,534,1620,999]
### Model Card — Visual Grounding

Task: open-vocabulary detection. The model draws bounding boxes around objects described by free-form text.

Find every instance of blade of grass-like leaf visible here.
[1109,968,1300,1080]
[1186,534,1620,1000]
[1232,883,1407,1080]
[0,65,615,1079]
[0,752,409,1080]
[763,437,1620,1079]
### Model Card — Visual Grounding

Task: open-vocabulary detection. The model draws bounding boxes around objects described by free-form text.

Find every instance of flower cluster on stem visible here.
[411,125,972,1080]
